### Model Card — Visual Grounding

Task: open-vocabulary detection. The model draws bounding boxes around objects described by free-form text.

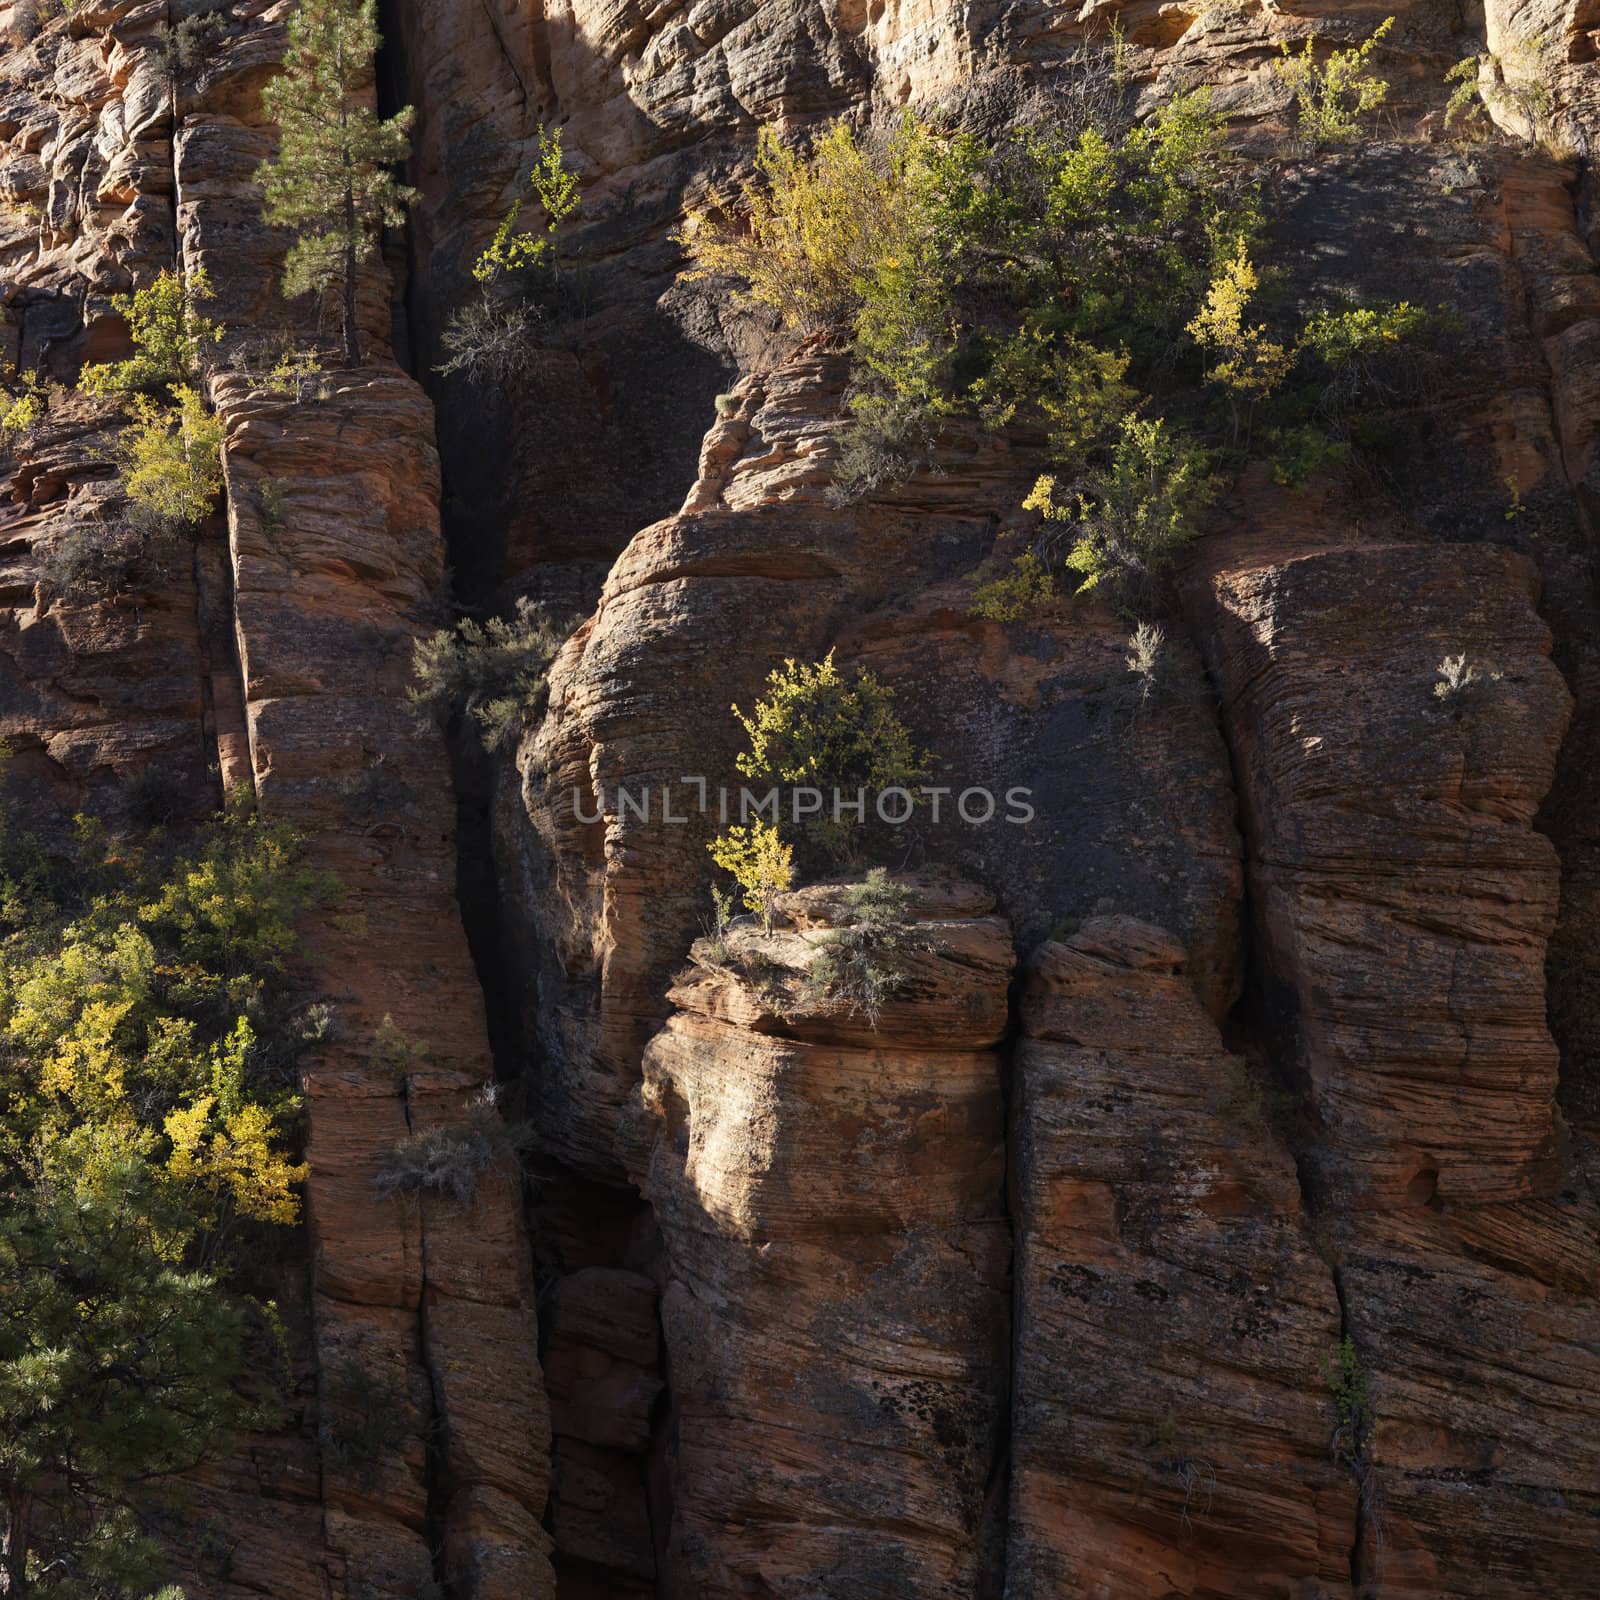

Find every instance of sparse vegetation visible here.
[1273,18,1395,151]
[1186,242,1292,438]
[439,126,581,387]
[1433,653,1501,706]
[370,1014,430,1081]
[1125,621,1165,710]
[113,386,226,532]
[1445,37,1559,149]
[0,376,47,442]
[731,650,929,867]
[374,1091,530,1205]
[1327,1334,1373,1459]
[801,869,935,1027]
[472,126,580,287]
[39,511,189,600]
[258,475,289,532]
[1024,414,1217,603]
[408,599,567,752]
[702,883,735,963]
[435,296,546,386]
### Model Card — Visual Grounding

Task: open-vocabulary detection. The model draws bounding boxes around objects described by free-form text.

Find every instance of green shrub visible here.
[970,323,1134,471]
[732,650,929,865]
[1027,412,1216,602]
[1445,39,1559,148]
[1273,18,1394,150]
[39,513,188,600]
[968,546,1057,623]
[442,126,580,387]
[1327,1335,1373,1464]
[0,801,319,1595]
[160,6,229,77]
[1297,299,1440,418]
[472,126,580,286]
[801,869,935,1027]
[1186,242,1293,438]
[680,116,939,335]
[113,386,225,532]
[1261,423,1350,489]
[80,268,223,396]
[1,376,46,441]
[408,599,566,752]
[370,1014,430,1080]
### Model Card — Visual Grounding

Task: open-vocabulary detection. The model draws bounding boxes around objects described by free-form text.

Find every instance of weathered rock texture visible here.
[3,0,1600,1595]
[1010,918,1351,1598]
[1191,527,1600,1596]
[0,3,554,1595]
[620,875,1014,1598]
[1194,538,1572,1210]
[213,368,555,1599]
[511,345,1243,1184]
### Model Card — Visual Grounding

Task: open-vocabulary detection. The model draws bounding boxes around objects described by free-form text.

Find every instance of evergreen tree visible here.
[256,0,417,367]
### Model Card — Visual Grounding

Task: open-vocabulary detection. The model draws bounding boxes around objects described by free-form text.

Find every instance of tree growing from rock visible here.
[257,0,416,367]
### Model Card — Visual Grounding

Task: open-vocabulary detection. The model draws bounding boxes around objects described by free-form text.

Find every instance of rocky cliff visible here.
[1,0,1598,1595]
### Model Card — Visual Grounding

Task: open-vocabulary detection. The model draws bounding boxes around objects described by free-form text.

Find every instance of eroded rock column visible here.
[620,875,1013,1599]
[1008,917,1352,1598]
[213,370,555,1599]
[1191,534,1600,1596]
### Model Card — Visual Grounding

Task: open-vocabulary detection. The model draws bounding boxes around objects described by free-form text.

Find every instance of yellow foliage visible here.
[1186,243,1294,407]
[165,1094,308,1227]
[678,117,938,334]
[1274,18,1394,149]
[708,822,795,934]
[115,385,225,530]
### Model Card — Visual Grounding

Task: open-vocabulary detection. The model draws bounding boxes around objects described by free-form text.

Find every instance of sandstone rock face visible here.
[212,368,555,1599]
[3,0,1600,1596]
[1010,918,1351,1598]
[1190,529,1599,1596]
[0,3,554,1593]
[510,345,1243,1184]
[1192,538,1571,1210]
[620,876,1014,1598]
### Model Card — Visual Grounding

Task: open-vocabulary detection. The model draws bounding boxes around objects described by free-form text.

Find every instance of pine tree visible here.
[256,0,417,367]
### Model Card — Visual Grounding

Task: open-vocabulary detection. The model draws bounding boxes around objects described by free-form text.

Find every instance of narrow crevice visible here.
[1175,600,1368,1580]
[370,13,461,1592]
[1327,1265,1376,1594]
[985,966,1031,1600]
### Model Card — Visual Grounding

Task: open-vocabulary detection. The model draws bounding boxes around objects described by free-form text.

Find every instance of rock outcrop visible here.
[1191,529,1600,1596]
[620,875,1014,1598]
[213,368,555,1599]
[2,0,1600,1596]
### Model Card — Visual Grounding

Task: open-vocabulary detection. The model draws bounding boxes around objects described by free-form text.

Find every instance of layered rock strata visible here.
[1009,917,1351,1598]
[620,875,1014,1598]
[1191,532,1600,1595]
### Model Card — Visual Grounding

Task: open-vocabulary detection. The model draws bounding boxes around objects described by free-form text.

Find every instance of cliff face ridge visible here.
[0,0,1598,1596]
